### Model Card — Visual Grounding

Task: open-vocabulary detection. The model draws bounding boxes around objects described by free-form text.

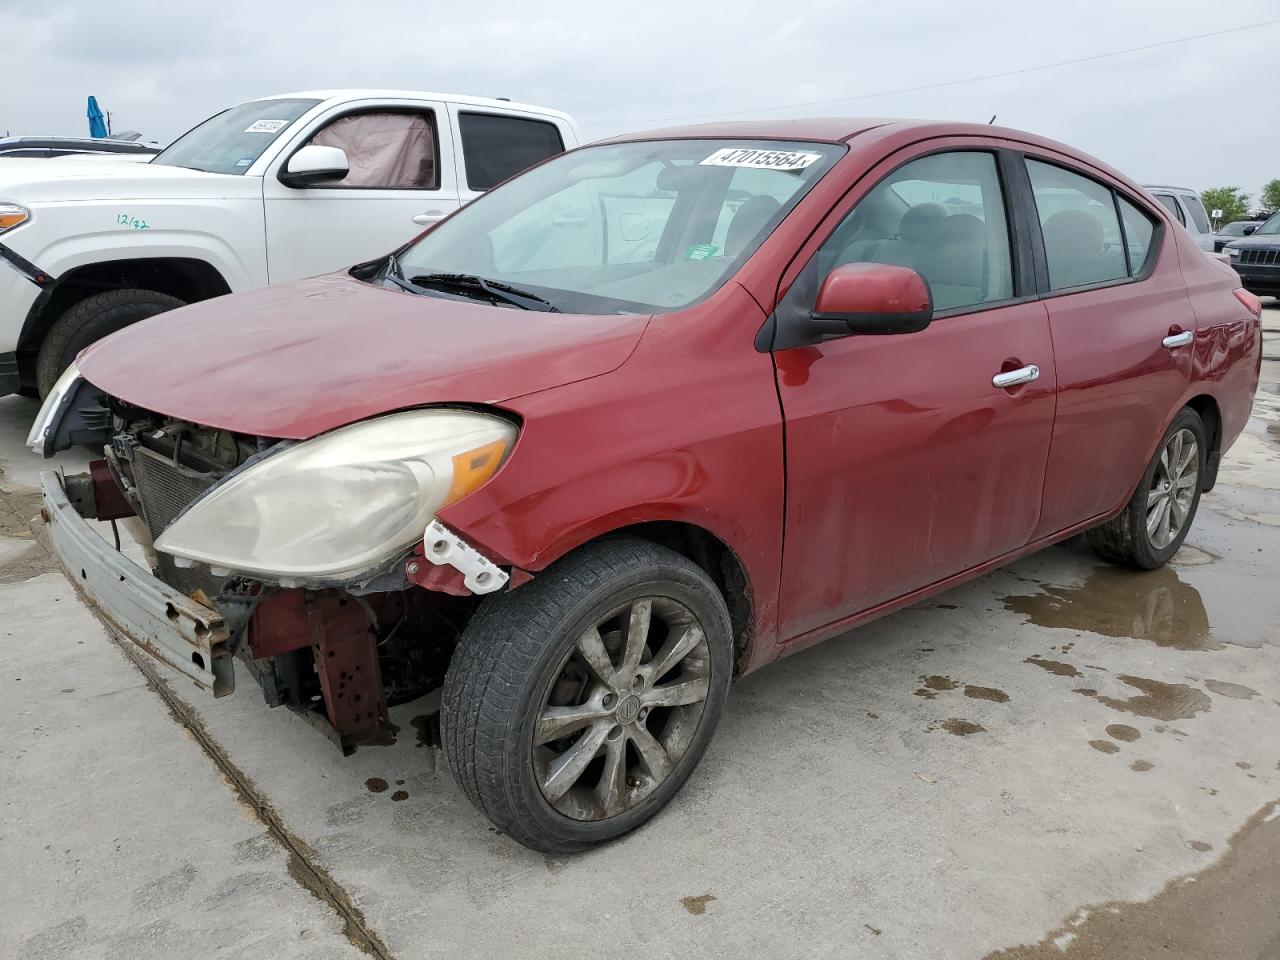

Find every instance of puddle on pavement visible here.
[914,675,960,699]
[681,894,716,915]
[1004,564,1217,651]
[1204,679,1259,700]
[1089,739,1120,754]
[1075,676,1212,722]
[1024,656,1082,678]
[940,719,986,736]
[1131,759,1154,772]
[964,685,1010,703]
[391,790,408,802]
[364,777,389,794]
[985,800,1280,959]
[1106,724,1141,742]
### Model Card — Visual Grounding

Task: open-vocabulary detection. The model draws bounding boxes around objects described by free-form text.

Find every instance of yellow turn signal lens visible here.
[446,438,510,504]
[0,205,29,232]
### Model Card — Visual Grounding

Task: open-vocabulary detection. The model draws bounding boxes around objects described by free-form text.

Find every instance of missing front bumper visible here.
[38,471,234,695]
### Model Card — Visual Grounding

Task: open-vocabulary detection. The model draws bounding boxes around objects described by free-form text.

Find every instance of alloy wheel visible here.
[1146,428,1199,550]
[533,596,712,821]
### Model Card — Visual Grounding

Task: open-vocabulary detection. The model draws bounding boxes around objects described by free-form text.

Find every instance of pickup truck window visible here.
[301,111,438,189]
[152,98,319,175]
[459,113,565,191]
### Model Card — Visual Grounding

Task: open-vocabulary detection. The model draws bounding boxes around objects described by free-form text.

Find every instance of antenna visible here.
[988,114,997,125]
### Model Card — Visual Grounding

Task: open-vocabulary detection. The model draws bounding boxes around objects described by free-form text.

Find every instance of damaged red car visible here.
[29,119,1262,852]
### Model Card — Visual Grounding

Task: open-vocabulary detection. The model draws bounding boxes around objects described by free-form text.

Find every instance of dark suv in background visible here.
[1225,212,1280,298]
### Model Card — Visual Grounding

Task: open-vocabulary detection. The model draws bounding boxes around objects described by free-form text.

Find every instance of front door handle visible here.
[992,364,1040,389]
[412,210,445,225]
[1162,330,1194,349]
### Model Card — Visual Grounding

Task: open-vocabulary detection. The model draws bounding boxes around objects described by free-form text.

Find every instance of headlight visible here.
[25,361,82,454]
[0,202,30,232]
[1227,246,1241,257]
[154,409,517,582]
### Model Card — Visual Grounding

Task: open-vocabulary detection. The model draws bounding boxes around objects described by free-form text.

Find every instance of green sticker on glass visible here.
[685,243,719,261]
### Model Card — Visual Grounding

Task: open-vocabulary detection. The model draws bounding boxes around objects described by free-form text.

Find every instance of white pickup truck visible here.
[0,90,580,396]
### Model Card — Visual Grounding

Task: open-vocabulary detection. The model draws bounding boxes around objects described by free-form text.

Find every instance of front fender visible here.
[16,198,266,291]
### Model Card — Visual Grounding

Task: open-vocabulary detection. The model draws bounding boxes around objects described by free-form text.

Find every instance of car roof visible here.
[599,118,1126,171]
[0,136,155,150]
[1142,184,1198,194]
[263,89,575,123]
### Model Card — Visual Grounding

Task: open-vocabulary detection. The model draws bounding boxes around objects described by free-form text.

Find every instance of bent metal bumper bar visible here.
[38,471,234,696]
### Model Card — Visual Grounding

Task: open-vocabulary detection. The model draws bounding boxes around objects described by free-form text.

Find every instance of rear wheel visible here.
[441,537,733,853]
[1087,408,1206,569]
[36,288,185,396]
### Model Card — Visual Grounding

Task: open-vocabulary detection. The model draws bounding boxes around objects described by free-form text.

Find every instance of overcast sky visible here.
[2,0,1277,203]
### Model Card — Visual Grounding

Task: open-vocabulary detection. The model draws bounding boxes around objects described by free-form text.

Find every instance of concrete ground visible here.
[2,305,1278,960]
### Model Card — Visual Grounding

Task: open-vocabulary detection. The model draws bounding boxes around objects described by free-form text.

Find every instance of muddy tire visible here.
[441,537,732,853]
[1087,408,1206,570]
[36,288,185,396]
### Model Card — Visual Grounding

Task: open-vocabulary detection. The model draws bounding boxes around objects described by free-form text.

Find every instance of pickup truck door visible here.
[261,100,460,282]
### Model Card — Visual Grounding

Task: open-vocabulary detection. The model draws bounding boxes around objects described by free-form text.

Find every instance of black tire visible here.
[1087,408,1207,569]
[441,536,733,853]
[36,288,185,396]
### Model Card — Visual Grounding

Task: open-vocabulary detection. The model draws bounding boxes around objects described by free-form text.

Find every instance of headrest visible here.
[898,203,948,241]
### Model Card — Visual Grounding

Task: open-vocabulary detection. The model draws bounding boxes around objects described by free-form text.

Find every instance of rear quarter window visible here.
[458,112,565,191]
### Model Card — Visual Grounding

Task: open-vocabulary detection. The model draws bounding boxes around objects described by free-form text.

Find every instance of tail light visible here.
[1233,288,1262,318]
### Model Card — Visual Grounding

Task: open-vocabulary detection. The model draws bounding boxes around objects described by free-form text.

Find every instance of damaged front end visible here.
[32,366,519,753]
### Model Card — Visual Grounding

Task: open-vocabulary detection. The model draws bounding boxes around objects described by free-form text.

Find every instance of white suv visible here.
[0,90,579,396]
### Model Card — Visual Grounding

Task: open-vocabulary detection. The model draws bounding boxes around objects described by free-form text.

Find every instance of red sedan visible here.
[30,119,1262,852]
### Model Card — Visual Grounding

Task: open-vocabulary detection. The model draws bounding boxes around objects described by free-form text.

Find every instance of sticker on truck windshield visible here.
[244,119,289,134]
[699,147,822,171]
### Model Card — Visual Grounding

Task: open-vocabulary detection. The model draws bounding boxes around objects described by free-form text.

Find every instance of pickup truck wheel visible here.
[1087,408,1206,570]
[36,288,186,396]
[441,537,732,853]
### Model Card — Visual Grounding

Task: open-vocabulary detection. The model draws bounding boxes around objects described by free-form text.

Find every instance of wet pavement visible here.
[1,304,1278,959]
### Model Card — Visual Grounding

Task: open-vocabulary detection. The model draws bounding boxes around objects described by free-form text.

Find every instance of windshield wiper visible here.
[409,273,560,312]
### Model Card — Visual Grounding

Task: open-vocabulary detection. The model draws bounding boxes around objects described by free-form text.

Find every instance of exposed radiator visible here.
[129,446,227,598]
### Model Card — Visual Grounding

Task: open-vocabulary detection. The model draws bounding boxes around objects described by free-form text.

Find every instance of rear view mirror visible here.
[809,262,933,337]
[280,145,349,186]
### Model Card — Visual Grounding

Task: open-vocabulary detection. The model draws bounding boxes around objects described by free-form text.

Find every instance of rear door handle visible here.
[992,364,1040,389]
[412,210,445,225]
[1162,331,1193,349]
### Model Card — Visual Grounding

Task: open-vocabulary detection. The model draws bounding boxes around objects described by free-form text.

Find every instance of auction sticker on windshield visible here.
[700,147,822,170]
[244,119,290,134]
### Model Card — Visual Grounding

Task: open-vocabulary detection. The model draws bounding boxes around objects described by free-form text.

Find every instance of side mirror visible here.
[809,262,933,338]
[280,145,349,186]
[1242,224,1257,235]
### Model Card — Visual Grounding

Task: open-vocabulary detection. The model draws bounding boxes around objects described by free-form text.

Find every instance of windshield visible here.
[1220,222,1252,236]
[1257,213,1280,236]
[152,98,319,175]
[392,139,845,314]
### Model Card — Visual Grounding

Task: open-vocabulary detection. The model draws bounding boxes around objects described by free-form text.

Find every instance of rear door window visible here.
[458,113,565,191]
[1116,196,1157,275]
[1026,159,1128,290]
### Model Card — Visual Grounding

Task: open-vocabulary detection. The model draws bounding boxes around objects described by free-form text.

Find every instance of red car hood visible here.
[78,275,649,438]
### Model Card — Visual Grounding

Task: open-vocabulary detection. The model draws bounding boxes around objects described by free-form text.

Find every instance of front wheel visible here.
[441,537,733,853]
[36,288,185,396]
[1087,408,1206,569]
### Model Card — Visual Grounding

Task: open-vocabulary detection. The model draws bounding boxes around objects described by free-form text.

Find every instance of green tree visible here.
[1200,187,1251,225]
[1261,179,1280,215]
